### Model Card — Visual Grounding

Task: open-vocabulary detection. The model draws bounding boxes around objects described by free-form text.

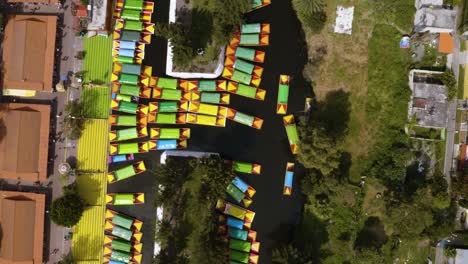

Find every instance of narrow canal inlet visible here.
[108,1,310,263]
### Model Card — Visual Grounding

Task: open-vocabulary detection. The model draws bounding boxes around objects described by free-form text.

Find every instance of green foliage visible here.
[153,156,231,263]
[431,175,450,209]
[50,185,84,227]
[297,125,342,176]
[453,174,468,199]
[81,85,110,119]
[387,188,434,239]
[153,157,188,209]
[371,0,416,31]
[444,247,457,258]
[462,0,468,32]
[438,70,457,100]
[433,195,450,210]
[63,100,88,140]
[366,23,413,185]
[75,51,86,60]
[155,23,195,67]
[352,249,387,264]
[58,253,75,264]
[156,0,249,68]
[272,244,313,264]
[292,0,326,33]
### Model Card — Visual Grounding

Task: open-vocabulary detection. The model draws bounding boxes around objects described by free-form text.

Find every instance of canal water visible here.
[107,1,310,263]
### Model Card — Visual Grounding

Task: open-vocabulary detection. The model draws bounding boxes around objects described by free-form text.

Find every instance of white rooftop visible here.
[415,0,443,9]
[455,249,468,264]
[87,0,108,31]
[334,6,354,35]
[414,8,457,32]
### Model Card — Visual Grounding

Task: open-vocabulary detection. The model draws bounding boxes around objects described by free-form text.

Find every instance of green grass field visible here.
[83,36,113,84]
[81,85,110,119]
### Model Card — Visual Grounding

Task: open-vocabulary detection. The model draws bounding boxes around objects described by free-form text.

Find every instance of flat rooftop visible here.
[415,0,443,9]
[0,103,51,181]
[414,8,456,32]
[410,80,448,128]
[0,191,45,264]
[2,15,57,91]
[7,0,58,3]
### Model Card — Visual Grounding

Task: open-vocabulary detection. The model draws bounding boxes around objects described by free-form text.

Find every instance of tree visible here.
[444,247,457,258]
[439,70,457,100]
[155,23,195,67]
[50,185,84,227]
[75,51,86,60]
[292,0,324,13]
[62,100,87,139]
[58,253,75,264]
[272,244,313,264]
[211,0,250,43]
[153,157,188,209]
[292,0,327,33]
[452,174,468,199]
[297,125,342,176]
[386,188,434,238]
[432,192,450,209]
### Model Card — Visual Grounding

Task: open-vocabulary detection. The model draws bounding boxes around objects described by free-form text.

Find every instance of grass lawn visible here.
[81,85,110,119]
[304,0,376,182]
[83,36,113,84]
[411,126,444,140]
[459,65,465,99]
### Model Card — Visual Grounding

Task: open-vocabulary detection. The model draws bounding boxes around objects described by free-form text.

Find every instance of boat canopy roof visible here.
[234,59,254,74]
[112,214,134,229]
[198,80,216,91]
[157,77,178,89]
[241,23,261,34]
[240,34,260,45]
[236,47,256,60]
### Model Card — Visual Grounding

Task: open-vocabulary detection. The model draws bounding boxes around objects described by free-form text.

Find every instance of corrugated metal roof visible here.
[77,119,108,172]
[76,173,106,206]
[72,206,105,261]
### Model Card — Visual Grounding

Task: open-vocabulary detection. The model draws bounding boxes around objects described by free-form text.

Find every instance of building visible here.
[0,191,46,264]
[1,14,57,92]
[438,32,455,53]
[414,0,443,9]
[87,0,113,33]
[414,7,457,33]
[451,248,468,264]
[408,70,448,128]
[0,103,51,181]
[7,0,58,3]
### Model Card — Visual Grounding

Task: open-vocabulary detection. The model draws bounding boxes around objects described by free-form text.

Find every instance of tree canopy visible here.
[63,100,87,140]
[292,0,327,33]
[297,124,342,176]
[153,156,232,263]
[50,184,84,227]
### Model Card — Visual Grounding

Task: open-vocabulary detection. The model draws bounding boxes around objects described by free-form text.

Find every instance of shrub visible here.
[50,185,84,227]
[292,0,327,33]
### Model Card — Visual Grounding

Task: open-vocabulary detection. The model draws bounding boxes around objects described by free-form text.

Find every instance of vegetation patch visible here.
[156,0,250,70]
[81,85,110,119]
[153,156,232,264]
